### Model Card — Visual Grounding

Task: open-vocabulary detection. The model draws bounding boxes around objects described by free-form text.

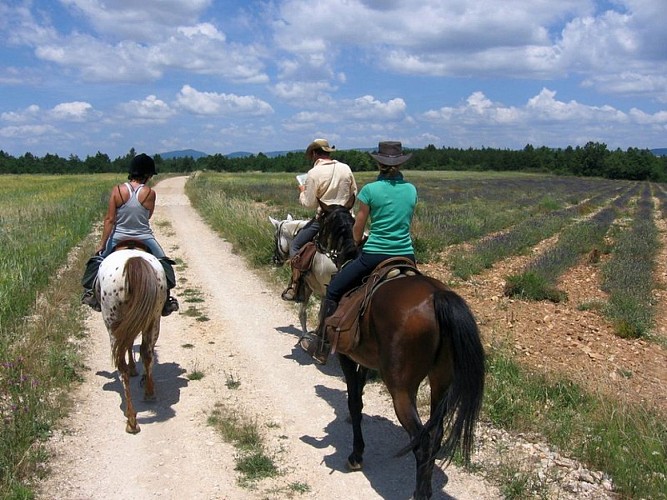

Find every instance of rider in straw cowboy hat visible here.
[281,138,357,302]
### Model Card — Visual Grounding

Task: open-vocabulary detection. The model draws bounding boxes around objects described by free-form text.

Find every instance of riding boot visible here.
[299,298,338,364]
[159,257,179,316]
[161,294,179,316]
[81,255,103,312]
[281,263,304,302]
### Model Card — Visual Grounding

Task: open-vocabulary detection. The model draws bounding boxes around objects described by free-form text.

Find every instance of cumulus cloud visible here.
[175,85,273,116]
[1,105,41,122]
[59,0,212,41]
[271,0,666,99]
[0,124,59,139]
[117,95,175,123]
[50,102,95,121]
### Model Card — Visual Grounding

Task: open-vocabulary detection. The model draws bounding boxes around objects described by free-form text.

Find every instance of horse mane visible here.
[318,204,358,267]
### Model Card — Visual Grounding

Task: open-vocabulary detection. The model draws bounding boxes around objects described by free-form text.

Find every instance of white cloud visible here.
[117,95,175,123]
[59,0,212,41]
[0,124,58,139]
[50,102,95,121]
[175,85,273,116]
[1,105,41,122]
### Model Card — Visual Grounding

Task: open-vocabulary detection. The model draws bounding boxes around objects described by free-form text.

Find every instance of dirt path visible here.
[36,176,499,500]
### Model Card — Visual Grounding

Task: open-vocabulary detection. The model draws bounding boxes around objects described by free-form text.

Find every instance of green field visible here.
[1,171,665,499]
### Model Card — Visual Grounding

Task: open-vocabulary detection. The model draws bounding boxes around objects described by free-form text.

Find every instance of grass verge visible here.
[485,344,666,499]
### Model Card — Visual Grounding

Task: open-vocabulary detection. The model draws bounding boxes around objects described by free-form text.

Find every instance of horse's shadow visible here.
[299,384,454,500]
[97,347,188,426]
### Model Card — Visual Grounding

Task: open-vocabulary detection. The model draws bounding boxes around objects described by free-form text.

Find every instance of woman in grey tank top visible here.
[81,154,179,316]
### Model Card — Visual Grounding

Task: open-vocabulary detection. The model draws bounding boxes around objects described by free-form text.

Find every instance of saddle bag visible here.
[291,241,318,272]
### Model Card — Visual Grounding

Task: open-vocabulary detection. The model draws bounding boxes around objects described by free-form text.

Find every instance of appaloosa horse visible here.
[315,200,486,500]
[96,248,167,433]
[269,214,337,338]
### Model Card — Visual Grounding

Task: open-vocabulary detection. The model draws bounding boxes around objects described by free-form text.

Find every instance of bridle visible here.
[272,219,291,265]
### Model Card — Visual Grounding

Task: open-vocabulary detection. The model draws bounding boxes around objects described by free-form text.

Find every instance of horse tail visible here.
[110,256,162,368]
[432,289,485,462]
[397,288,485,462]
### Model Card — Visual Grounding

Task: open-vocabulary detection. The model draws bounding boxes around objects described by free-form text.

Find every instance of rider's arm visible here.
[96,185,122,254]
[141,187,156,218]
[353,202,369,246]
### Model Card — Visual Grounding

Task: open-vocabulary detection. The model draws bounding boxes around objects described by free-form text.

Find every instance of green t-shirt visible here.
[357,178,417,255]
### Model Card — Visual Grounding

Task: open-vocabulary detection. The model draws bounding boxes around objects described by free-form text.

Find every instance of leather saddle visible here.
[113,239,151,253]
[324,257,420,355]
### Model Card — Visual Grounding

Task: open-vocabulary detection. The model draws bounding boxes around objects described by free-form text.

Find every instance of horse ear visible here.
[287,214,293,221]
[345,194,356,210]
[269,216,279,227]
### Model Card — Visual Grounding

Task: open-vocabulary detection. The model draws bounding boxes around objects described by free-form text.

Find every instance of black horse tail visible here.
[397,288,485,463]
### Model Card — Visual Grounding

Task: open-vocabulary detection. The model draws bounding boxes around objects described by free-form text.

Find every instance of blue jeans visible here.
[290,218,319,258]
[102,233,166,259]
[326,252,416,302]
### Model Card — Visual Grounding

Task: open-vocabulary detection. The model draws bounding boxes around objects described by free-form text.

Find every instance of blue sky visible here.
[1,0,666,159]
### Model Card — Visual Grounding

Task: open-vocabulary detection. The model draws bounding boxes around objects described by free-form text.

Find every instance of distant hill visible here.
[159,149,208,159]
[227,150,302,158]
[651,148,667,157]
[226,151,254,158]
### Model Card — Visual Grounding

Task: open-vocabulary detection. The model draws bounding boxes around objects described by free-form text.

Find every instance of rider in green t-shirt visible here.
[300,141,417,364]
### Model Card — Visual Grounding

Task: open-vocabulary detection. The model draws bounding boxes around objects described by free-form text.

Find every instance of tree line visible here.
[1,142,665,181]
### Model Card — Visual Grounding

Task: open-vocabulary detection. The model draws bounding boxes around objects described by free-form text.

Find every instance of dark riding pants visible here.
[326,252,416,303]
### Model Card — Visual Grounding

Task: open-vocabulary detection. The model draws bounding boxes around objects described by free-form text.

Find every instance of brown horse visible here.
[316,200,486,500]
[97,249,167,433]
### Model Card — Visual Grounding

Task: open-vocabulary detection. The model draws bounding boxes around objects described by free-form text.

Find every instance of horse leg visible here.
[390,388,433,499]
[127,346,138,377]
[117,358,140,434]
[339,355,367,471]
[140,320,160,401]
[298,288,313,339]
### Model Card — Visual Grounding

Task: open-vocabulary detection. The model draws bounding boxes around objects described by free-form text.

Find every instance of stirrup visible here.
[299,334,329,365]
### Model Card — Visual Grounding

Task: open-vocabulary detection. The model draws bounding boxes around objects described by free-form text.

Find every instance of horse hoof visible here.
[346,459,363,472]
[125,423,141,434]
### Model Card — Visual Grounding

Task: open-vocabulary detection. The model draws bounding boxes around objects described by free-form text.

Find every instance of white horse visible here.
[269,215,337,338]
[96,249,167,433]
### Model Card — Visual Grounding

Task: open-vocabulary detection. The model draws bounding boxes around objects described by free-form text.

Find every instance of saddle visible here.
[324,257,420,355]
[113,239,150,253]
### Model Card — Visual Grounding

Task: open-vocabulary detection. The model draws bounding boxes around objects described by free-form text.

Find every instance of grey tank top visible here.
[114,183,153,240]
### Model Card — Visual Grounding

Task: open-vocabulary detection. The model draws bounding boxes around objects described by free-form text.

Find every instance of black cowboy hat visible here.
[370,141,412,166]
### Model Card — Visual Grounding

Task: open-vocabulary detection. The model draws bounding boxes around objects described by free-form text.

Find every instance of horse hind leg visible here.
[140,321,160,401]
[117,359,140,434]
[390,388,434,499]
[127,346,138,377]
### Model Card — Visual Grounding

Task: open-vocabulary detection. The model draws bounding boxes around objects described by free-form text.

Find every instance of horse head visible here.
[316,197,358,268]
[269,214,309,266]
